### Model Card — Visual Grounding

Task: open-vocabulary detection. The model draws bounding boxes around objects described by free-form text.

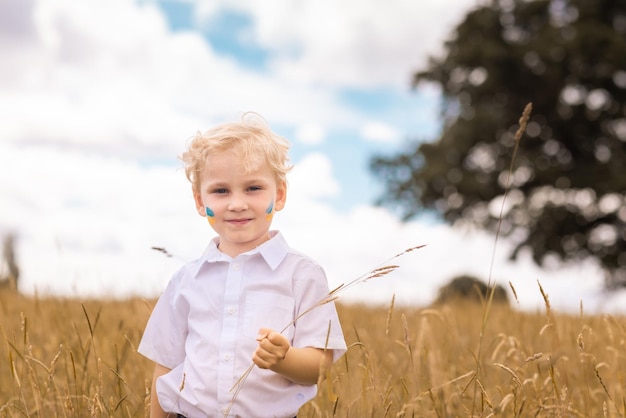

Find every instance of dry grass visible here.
[1,287,625,417]
[0,291,154,417]
[311,300,626,418]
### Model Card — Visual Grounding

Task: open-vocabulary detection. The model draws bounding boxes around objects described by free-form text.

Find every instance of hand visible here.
[252,327,290,369]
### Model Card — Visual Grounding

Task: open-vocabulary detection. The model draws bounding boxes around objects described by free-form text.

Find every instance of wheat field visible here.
[1,285,625,417]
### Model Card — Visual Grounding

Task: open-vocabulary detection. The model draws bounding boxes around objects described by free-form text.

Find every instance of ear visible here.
[274,181,287,212]
[193,189,206,217]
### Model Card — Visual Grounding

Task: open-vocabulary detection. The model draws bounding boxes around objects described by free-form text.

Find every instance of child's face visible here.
[193,150,286,257]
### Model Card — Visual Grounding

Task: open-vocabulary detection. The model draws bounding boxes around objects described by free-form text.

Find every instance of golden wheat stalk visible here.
[486,102,532,297]
[472,103,532,414]
[224,244,426,416]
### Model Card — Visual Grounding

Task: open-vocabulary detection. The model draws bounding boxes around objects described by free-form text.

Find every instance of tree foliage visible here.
[370,0,626,288]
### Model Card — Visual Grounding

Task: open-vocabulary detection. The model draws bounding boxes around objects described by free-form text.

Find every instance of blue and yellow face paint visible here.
[265,201,274,221]
[205,207,216,225]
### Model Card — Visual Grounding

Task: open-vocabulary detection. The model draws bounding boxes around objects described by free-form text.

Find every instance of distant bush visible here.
[435,275,508,305]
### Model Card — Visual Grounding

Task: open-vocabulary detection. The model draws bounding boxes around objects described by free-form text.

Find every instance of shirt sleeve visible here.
[137,269,190,368]
[291,260,347,362]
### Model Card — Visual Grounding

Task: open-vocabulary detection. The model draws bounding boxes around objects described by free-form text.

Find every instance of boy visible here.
[138,113,346,418]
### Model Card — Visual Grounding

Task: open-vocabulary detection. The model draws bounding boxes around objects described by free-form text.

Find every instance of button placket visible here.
[216,259,244,409]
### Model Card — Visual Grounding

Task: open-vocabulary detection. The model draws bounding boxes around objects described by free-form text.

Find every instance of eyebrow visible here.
[204,177,272,189]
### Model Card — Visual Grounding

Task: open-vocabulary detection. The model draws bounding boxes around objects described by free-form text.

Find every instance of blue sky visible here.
[149,0,446,211]
[147,0,446,212]
[1,0,623,313]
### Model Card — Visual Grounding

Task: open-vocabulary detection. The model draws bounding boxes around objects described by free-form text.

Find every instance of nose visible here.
[227,192,248,211]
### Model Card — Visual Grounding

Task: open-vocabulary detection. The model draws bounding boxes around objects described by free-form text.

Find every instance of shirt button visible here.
[227,306,236,314]
[232,263,240,270]
[223,353,232,361]
[221,407,229,415]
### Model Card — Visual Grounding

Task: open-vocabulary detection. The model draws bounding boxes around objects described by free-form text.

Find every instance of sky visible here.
[1,0,625,315]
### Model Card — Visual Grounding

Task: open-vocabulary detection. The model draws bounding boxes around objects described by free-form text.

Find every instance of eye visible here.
[212,188,228,194]
[248,185,262,191]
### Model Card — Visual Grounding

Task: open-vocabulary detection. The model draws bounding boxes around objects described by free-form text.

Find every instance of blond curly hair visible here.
[181,112,293,194]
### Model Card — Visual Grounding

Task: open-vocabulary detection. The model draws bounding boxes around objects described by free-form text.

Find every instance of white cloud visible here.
[2,0,212,155]
[200,0,480,89]
[0,140,209,296]
[294,123,326,145]
[0,140,621,314]
[1,0,366,156]
[274,175,616,314]
[287,153,340,200]
[1,0,622,315]
[361,121,401,143]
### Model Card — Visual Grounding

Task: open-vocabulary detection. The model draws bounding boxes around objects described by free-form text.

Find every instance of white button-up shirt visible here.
[138,231,346,418]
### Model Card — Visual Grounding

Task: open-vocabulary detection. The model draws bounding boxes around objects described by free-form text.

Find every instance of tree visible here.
[370,0,626,288]
[434,275,509,305]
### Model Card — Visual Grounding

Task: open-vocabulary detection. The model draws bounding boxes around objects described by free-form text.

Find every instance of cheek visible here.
[265,201,274,220]
[205,206,216,225]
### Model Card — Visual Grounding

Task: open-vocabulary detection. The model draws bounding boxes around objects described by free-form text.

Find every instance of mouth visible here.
[226,218,252,226]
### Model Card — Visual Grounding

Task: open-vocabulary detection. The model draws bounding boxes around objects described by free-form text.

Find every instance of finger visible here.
[265,331,288,347]
[259,336,289,361]
[253,345,280,369]
[252,351,270,369]
[256,327,272,342]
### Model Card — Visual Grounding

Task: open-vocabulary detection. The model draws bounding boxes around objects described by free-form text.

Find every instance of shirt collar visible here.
[192,231,289,277]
